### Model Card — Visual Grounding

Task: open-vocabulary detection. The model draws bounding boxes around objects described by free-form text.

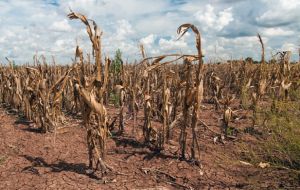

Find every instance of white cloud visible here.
[194,4,233,31]
[219,36,262,48]
[114,19,135,41]
[159,37,188,51]
[262,28,294,37]
[50,19,72,32]
[280,43,298,52]
[256,0,300,26]
[261,0,300,11]
[0,0,299,64]
[140,34,156,46]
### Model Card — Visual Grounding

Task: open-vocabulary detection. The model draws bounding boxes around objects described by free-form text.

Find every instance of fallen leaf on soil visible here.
[258,162,270,168]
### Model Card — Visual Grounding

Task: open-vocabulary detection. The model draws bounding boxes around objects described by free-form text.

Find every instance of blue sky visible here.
[0,0,299,64]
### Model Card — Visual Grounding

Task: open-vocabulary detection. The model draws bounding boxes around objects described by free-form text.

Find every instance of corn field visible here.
[1,11,300,189]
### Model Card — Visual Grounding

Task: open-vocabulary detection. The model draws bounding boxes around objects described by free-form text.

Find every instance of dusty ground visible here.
[0,103,299,190]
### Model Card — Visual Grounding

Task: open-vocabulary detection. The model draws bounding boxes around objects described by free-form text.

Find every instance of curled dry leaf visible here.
[258,162,270,168]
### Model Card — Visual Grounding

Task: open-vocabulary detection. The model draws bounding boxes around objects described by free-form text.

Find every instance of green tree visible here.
[110,49,123,106]
[111,49,123,75]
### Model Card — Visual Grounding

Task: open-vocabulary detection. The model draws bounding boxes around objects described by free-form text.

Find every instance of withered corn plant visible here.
[68,11,112,173]
[221,96,235,137]
[177,23,203,160]
[250,34,266,127]
[257,33,267,101]
[1,60,72,133]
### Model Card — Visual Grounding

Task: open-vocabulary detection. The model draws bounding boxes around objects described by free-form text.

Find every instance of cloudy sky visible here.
[0,0,299,64]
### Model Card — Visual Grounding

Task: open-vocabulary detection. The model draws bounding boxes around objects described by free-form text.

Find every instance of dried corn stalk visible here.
[68,11,112,173]
[177,24,203,160]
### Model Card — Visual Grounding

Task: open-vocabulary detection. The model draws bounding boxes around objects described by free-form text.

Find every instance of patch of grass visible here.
[109,92,120,107]
[226,126,238,136]
[243,99,300,170]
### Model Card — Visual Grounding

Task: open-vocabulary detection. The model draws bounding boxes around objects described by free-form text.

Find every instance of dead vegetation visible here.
[0,11,300,189]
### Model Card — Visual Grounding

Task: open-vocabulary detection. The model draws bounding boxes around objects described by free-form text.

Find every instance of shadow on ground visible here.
[112,136,181,161]
[22,155,99,179]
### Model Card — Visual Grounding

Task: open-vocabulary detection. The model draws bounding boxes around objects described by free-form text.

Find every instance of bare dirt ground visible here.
[0,103,299,190]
